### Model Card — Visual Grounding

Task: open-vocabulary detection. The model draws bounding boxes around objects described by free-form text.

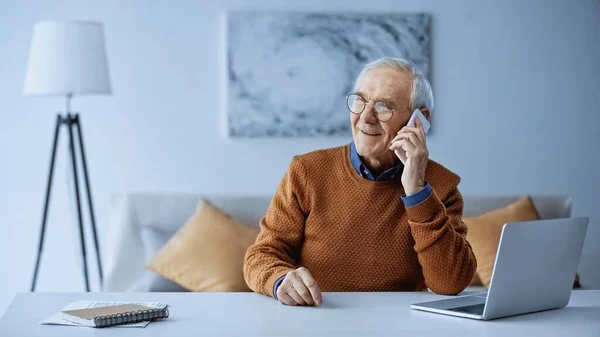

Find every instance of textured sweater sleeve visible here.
[243,156,308,297]
[406,186,477,295]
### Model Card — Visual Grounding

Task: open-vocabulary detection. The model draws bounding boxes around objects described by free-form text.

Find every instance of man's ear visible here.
[420,107,431,120]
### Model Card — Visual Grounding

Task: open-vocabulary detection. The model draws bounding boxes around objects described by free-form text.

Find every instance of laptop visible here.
[410,217,588,320]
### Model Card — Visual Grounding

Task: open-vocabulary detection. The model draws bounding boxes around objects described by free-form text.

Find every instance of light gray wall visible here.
[1,0,598,315]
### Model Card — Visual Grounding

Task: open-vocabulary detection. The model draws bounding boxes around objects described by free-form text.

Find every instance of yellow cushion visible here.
[470,272,483,286]
[146,199,259,292]
[464,196,540,287]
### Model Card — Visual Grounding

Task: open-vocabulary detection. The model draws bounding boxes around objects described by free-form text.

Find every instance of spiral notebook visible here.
[40,301,169,328]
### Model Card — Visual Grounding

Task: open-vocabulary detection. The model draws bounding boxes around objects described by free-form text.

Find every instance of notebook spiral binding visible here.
[93,307,169,328]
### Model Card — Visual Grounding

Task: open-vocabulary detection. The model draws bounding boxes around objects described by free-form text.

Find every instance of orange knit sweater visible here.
[244,144,476,296]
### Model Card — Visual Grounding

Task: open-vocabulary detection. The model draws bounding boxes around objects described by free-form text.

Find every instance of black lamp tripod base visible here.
[30,112,103,292]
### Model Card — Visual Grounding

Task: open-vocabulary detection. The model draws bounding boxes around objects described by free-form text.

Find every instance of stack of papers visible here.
[40,301,169,328]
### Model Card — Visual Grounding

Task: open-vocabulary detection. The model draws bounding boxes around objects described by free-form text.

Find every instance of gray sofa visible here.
[104,194,572,293]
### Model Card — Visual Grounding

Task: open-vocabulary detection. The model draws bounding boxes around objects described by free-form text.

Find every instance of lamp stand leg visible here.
[31,114,63,292]
[73,114,103,287]
[67,114,90,292]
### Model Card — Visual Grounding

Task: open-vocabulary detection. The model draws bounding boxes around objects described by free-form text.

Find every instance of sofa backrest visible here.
[104,193,572,292]
[124,194,572,231]
[462,195,572,219]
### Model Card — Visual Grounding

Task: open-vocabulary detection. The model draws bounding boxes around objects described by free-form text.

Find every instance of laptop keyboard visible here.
[448,303,485,315]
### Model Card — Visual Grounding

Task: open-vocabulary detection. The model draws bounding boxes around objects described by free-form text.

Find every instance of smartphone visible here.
[395,109,430,164]
[407,109,430,135]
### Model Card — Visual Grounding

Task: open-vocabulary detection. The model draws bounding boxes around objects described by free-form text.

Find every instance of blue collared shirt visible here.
[272,142,432,299]
[349,141,432,206]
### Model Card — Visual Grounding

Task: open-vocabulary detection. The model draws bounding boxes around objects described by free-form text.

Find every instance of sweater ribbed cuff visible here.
[405,188,444,224]
[266,268,293,299]
[273,275,286,299]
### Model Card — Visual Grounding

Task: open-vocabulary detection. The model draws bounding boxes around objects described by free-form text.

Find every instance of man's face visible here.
[350,68,412,162]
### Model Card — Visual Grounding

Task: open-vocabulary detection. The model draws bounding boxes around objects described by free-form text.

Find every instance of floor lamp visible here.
[23,21,112,292]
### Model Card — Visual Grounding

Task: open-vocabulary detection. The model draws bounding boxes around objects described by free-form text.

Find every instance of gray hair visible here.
[352,57,434,113]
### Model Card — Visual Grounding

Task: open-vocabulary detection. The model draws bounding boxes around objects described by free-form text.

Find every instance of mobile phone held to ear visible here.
[395,109,430,164]
[407,109,430,135]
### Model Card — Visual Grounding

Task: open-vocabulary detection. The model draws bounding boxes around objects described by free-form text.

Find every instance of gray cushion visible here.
[134,226,188,292]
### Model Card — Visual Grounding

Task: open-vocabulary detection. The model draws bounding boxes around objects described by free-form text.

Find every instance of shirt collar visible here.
[349,141,403,181]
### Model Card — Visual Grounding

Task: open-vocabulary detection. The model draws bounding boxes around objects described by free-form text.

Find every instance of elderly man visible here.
[243,57,476,306]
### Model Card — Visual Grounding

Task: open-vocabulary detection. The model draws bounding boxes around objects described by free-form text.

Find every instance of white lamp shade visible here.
[23,21,112,96]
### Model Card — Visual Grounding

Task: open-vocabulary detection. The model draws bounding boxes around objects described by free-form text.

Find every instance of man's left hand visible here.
[389,116,429,196]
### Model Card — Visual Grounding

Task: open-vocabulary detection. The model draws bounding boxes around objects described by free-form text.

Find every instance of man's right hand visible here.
[276,267,322,306]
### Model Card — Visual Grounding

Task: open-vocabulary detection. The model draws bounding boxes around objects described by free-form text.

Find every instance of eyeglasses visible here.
[346,93,398,122]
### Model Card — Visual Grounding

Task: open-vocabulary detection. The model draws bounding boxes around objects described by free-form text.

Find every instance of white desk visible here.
[1,290,598,336]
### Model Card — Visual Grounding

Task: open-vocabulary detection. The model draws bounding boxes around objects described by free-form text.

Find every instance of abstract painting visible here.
[227,12,430,138]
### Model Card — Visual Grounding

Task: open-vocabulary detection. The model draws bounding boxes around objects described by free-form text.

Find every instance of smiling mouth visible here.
[361,130,381,136]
